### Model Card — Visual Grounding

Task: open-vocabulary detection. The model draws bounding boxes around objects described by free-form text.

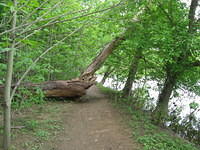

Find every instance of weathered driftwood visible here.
[0,35,124,98]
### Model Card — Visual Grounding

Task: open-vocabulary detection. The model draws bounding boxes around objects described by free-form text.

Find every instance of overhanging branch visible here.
[0,1,123,36]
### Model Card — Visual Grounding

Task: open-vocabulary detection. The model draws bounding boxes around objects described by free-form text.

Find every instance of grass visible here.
[98,84,199,150]
[0,101,69,150]
[34,130,50,140]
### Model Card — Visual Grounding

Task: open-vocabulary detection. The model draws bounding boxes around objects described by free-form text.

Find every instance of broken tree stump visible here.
[0,78,96,98]
[0,34,125,99]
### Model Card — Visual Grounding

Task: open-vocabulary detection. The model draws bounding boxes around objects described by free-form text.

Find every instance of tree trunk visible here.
[80,35,125,79]
[39,34,124,97]
[188,0,199,33]
[152,0,199,126]
[122,48,142,97]
[0,35,125,99]
[152,73,177,125]
[101,66,114,85]
[3,0,17,149]
[0,75,96,99]
[41,79,95,97]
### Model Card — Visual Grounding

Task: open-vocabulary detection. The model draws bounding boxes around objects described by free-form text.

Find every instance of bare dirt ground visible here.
[41,85,140,150]
[0,85,141,150]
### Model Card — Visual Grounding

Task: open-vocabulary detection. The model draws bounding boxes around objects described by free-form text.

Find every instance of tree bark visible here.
[122,48,142,97]
[3,0,17,149]
[41,79,95,97]
[0,79,95,98]
[188,0,199,33]
[80,35,125,79]
[0,35,125,99]
[42,34,124,97]
[152,73,177,125]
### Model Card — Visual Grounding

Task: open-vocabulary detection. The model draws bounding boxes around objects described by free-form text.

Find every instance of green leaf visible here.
[0,3,9,7]
[189,102,199,110]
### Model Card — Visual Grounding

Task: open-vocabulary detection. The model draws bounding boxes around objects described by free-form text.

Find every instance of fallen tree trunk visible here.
[0,79,95,98]
[0,34,125,98]
[80,35,125,79]
[42,79,95,97]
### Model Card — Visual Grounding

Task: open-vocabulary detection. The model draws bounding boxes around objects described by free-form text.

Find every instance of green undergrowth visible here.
[98,84,199,150]
[0,102,70,150]
[11,88,45,110]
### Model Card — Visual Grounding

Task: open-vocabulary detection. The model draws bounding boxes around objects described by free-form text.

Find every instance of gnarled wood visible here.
[80,35,125,79]
[0,79,96,98]
[42,80,95,97]
[0,35,124,98]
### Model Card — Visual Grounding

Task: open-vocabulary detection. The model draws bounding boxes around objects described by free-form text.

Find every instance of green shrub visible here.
[137,133,198,150]
[12,87,45,109]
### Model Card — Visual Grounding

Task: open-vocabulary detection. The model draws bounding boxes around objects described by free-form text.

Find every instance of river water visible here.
[96,75,200,120]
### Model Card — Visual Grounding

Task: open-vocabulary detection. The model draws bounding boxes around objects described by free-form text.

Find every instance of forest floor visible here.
[0,86,141,150]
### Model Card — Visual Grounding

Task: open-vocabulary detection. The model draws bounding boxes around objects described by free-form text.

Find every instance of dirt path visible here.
[41,86,140,150]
